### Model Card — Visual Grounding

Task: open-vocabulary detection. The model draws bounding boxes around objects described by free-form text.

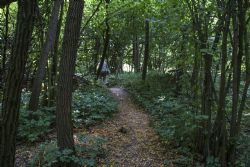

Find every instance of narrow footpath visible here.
[93,87,170,166]
[15,87,174,167]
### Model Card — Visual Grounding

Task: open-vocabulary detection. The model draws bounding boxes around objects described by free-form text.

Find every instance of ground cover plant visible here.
[1,0,250,166]
[111,72,250,166]
[14,82,118,166]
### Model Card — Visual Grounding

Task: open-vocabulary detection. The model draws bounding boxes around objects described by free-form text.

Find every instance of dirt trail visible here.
[15,87,171,167]
[93,87,167,166]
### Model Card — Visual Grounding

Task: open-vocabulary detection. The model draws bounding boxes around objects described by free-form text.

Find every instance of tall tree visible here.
[96,0,110,80]
[237,0,250,140]
[227,1,240,164]
[28,0,64,111]
[0,0,36,166]
[56,0,84,166]
[132,14,140,73]
[185,0,223,161]
[49,1,65,106]
[92,36,101,73]
[2,4,9,83]
[228,0,247,165]
[133,34,140,72]
[212,2,231,165]
[142,19,150,80]
[1,4,10,109]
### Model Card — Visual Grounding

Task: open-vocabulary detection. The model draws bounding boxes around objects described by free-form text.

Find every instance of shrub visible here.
[29,134,106,167]
[116,72,205,165]
[236,131,250,167]
[18,84,118,142]
[72,85,118,127]
[18,107,55,142]
[117,73,198,147]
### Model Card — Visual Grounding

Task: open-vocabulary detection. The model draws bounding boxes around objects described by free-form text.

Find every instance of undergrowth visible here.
[18,83,118,142]
[72,84,118,127]
[18,107,55,142]
[29,134,106,167]
[16,81,116,166]
[110,72,250,167]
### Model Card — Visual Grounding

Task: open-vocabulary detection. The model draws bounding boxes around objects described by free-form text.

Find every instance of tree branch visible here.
[0,0,16,8]
[78,0,102,48]
[81,0,102,32]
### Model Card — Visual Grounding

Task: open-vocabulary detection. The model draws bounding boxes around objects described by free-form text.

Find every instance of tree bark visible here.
[49,1,64,107]
[186,0,225,161]
[28,0,63,111]
[142,19,150,81]
[228,0,246,164]
[190,34,200,101]
[2,5,9,82]
[0,0,36,166]
[1,4,9,109]
[96,0,110,80]
[212,7,231,166]
[133,34,140,72]
[92,36,100,73]
[236,0,249,134]
[200,52,213,160]
[56,0,84,166]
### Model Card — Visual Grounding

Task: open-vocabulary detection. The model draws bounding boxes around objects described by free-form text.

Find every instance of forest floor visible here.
[93,87,172,166]
[15,87,176,167]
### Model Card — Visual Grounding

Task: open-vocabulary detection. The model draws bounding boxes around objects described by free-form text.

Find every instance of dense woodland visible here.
[0,0,250,166]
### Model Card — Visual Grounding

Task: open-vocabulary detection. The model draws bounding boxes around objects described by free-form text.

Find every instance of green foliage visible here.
[115,73,198,146]
[236,131,250,167]
[151,96,203,146]
[29,134,107,167]
[109,72,173,92]
[18,107,55,142]
[115,73,206,165]
[18,84,118,142]
[72,85,118,127]
[206,156,220,167]
[114,72,250,166]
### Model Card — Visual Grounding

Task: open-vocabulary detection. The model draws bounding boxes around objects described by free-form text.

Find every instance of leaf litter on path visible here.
[15,87,177,167]
[91,87,174,167]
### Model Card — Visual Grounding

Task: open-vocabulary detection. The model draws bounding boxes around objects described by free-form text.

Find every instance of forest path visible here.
[94,87,168,166]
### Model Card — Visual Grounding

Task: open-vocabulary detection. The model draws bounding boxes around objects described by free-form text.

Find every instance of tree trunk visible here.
[92,36,101,73]
[110,40,121,73]
[228,1,245,164]
[49,2,64,107]
[56,0,84,166]
[1,5,9,110]
[200,51,213,160]
[212,8,231,166]
[96,0,110,80]
[175,32,186,94]
[2,5,9,84]
[142,19,150,81]
[0,1,36,166]
[133,34,140,72]
[236,0,249,134]
[28,0,63,111]
[190,36,200,100]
